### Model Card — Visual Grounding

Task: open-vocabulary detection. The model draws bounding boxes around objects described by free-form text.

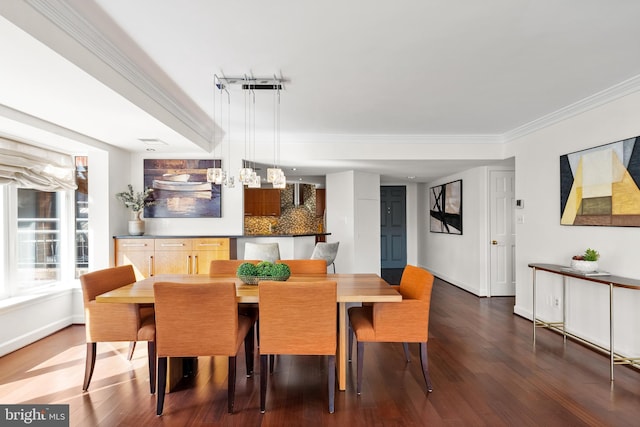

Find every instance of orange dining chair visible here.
[80,265,156,393]
[153,281,257,415]
[209,259,260,276]
[348,264,434,395]
[258,280,337,413]
[276,259,327,274]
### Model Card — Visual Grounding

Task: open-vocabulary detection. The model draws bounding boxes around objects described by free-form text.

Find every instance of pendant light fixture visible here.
[214,73,285,188]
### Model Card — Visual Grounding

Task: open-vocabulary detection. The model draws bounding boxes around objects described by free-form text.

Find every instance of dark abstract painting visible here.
[430,180,462,234]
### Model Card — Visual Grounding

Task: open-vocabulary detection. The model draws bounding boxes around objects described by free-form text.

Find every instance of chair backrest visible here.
[153,281,239,357]
[80,265,137,304]
[244,242,280,263]
[398,264,434,304]
[209,259,260,276]
[276,259,327,274]
[310,242,339,266]
[258,280,337,355]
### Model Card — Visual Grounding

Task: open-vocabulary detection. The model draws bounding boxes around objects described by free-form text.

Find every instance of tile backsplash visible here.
[244,183,324,235]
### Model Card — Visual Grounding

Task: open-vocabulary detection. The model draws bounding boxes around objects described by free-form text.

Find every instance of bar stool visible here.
[244,242,281,263]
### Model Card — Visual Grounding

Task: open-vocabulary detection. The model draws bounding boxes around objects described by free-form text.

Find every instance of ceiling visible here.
[2,0,640,183]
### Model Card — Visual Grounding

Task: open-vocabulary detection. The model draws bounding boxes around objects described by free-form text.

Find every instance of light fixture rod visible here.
[215,76,284,91]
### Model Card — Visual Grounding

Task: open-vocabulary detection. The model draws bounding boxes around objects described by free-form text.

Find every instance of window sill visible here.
[0,281,78,313]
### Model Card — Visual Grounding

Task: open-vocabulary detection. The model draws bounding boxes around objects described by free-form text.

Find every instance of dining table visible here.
[95,272,401,391]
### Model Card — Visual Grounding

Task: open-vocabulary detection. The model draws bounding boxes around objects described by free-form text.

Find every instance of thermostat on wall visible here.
[515,199,524,209]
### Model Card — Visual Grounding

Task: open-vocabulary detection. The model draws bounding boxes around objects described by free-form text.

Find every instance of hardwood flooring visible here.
[2,279,640,426]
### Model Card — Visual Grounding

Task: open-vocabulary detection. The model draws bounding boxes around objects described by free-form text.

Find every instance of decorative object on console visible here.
[570,248,600,272]
[429,179,462,234]
[143,159,221,218]
[236,261,290,285]
[115,184,155,236]
[561,136,640,226]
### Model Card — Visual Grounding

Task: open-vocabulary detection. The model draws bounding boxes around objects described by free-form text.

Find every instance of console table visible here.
[529,263,640,381]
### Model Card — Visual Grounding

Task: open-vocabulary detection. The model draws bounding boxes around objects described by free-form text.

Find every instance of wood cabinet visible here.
[115,237,233,278]
[244,188,281,216]
[315,188,326,217]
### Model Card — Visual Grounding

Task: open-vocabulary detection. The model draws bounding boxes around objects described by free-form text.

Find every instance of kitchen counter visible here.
[113,233,330,239]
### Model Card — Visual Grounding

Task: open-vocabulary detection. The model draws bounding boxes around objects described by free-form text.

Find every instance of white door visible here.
[489,170,516,296]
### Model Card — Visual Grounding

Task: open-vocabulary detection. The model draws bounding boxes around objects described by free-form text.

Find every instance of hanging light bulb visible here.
[208,75,224,185]
[239,75,253,184]
[268,80,285,187]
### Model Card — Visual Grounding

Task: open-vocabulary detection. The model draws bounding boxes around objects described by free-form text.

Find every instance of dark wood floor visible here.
[2,279,640,426]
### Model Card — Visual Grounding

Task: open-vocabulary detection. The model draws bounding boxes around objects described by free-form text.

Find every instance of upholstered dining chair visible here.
[153,281,257,415]
[209,259,260,276]
[348,264,434,395]
[80,265,156,394]
[276,259,327,274]
[310,241,340,273]
[258,280,337,413]
[244,242,280,263]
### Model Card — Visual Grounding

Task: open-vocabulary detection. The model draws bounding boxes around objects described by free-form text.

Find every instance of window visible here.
[75,156,88,278]
[0,155,88,299]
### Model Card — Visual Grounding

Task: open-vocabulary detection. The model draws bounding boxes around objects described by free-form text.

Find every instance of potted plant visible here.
[115,184,155,236]
[236,261,291,285]
[571,248,600,273]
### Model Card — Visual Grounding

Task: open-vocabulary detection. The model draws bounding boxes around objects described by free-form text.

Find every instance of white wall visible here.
[326,170,381,273]
[422,167,490,296]
[511,90,640,356]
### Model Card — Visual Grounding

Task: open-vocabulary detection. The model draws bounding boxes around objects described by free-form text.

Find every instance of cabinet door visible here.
[115,238,154,279]
[316,188,326,217]
[191,238,230,274]
[262,189,281,216]
[154,238,193,274]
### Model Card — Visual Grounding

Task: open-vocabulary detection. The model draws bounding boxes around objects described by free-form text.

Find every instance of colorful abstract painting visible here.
[429,179,462,234]
[560,136,640,226]
[143,159,222,218]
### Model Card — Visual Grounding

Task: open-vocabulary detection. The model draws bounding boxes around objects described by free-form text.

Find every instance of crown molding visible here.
[24,0,212,148]
[504,73,640,142]
[277,133,505,145]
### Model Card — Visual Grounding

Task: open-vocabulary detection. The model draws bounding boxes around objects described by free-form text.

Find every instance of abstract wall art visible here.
[429,179,462,234]
[560,136,640,226]
[143,159,222,218]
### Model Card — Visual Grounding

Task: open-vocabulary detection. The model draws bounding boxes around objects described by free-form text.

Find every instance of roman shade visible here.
[0,137,76,191]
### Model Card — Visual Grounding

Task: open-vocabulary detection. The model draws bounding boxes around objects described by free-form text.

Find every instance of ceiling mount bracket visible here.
[215,75,285,91]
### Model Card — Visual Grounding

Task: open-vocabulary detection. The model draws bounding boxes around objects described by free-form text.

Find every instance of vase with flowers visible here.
[116,184,155,236]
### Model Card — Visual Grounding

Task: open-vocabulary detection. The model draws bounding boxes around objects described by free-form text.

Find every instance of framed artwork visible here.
[560,136,640,226]
[429,179,462,234]
[143,159,222,218]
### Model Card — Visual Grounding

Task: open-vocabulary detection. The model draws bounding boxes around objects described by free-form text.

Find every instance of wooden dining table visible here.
[95,273,401,391]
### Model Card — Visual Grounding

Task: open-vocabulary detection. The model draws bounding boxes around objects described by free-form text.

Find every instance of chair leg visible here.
[419,342,434,393]
[403,342,411,362]
[328,355,336,413]
[332,263,336,273]
[147,341,156,394]
[82,342,97,391]
[244,324,255,377]
[269,355,275,374]
[228,356,236,414]
[127,341,136,360]
[260,354,268,413]
[348,325,353,362]
[156,357,167,415]
[356,341,364,395]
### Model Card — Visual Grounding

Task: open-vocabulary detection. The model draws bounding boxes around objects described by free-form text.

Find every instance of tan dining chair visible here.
[153,281,257,415]
[276,259,327,274]
[80,265,156,394]
[348,264,434,395]
[209,259,260,276]
[258,280,337,413]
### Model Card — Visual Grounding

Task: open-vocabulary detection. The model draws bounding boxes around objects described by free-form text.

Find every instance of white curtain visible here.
[0,137,77,191]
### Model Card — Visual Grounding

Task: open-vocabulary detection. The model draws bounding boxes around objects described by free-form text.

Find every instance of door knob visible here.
[491,240,498,245]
